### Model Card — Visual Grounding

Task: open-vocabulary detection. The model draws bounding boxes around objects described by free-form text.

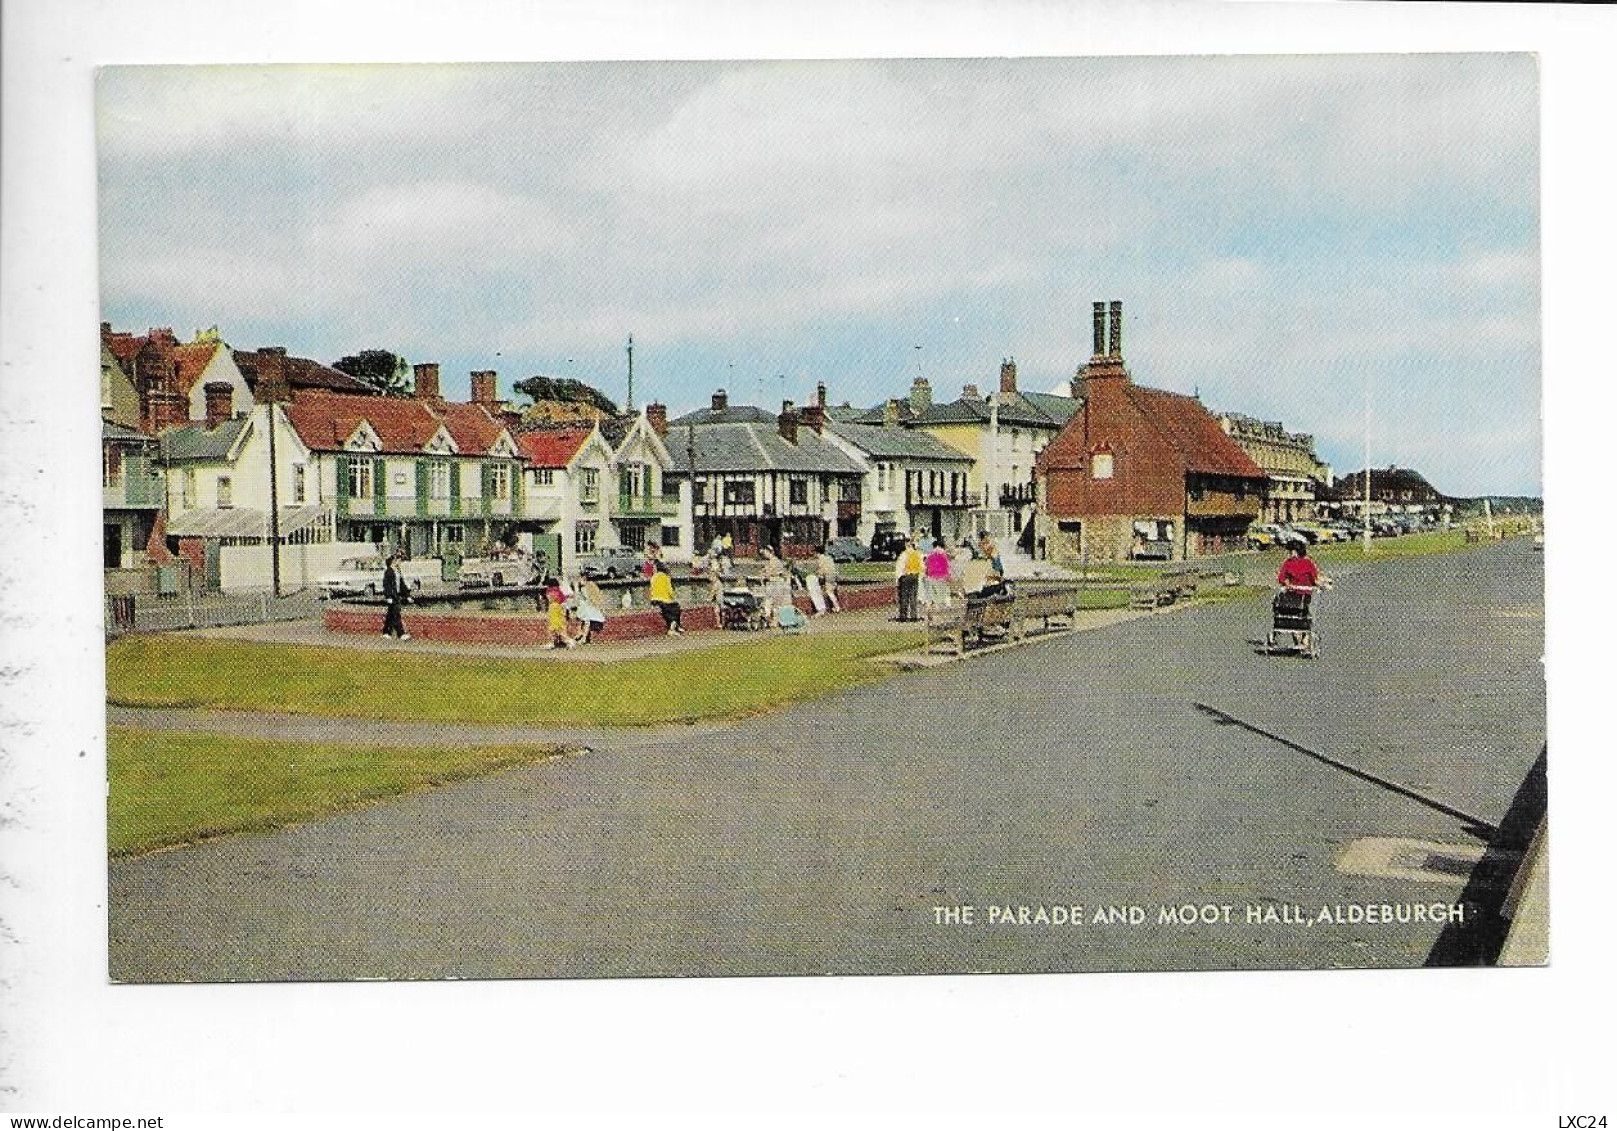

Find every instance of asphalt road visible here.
[109,539,1545,981]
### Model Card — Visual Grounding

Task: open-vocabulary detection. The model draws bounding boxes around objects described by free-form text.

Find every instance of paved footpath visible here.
[109,540,1544,982]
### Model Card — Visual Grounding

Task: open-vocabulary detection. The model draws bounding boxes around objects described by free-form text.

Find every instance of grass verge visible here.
[108,726,566,856]
[107,630,924,727]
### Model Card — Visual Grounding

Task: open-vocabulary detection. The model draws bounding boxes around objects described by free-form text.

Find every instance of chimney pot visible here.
[801,402,826,434]
[999,359,1018,394]
[414,362,441,401]
[712,388,728,412]
[203,381,234,428]
[962,383,980,399]
[646,402,668,437]
[470,369,498,406]
[1092,302,1106,356]
[778,400,799,444]
[883,398,902,428]
[1108,301,1123,357]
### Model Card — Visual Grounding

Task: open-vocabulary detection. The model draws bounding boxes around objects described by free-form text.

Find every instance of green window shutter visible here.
[415,460,429,515]
[335,454,350,517]
[374,459,387,517]
[480,462,494,516]
[449,459,462,515]
[511,460,524,513]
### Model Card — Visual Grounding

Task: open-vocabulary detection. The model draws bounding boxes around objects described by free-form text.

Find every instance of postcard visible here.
[96,55,1544,984]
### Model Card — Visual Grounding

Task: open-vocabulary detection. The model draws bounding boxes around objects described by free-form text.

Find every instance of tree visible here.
[512,374,619,416]
[332,350,413,397]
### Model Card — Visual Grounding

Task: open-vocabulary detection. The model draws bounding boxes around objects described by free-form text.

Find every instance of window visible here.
[103,445,123,489]
[442,525,464,544]
[789,478,808,505]
[662,476,680,501]
[575,520,598,555]
[877,464,889,491]
[216,476,234,508]
[580,468,600,502]
[182,469,196,509]
[429,460,451,499]
[841,477,860,502]
[348,458,375,499]
[620,464,644,498]
[1092,452,1114,480]
[660,525,681,548]
[723,480,756,506]
[292,464,307,504]
[692,480,707,505]
[489,463,511,500]
[534,468,554,486]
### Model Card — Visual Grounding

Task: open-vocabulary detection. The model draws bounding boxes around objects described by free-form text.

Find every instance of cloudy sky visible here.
[98,55,1539,495]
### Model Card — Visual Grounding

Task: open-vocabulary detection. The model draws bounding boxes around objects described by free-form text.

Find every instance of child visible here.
[542,577,574,649]
[572,575,607,644]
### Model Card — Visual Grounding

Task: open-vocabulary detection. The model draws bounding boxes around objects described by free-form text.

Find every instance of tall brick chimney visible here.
[1108,301,1123,357]
[414,362,441,401]
[470,369,498,406]
[135,334,180,430]
[883,398,902,428]
[908,376,933,413]
[203,381,234,428]
[962,383,980,399]
[1092,301,1106,357]
[801,400,826,434]
[999,359,1018,394]
[711,388,728,412]
[646,402,668,437]
[778,399,799,444]
[254,347,291,405]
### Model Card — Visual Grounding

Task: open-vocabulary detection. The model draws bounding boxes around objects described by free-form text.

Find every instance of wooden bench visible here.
[1013,586,1081,636]
[924,594,1017,656]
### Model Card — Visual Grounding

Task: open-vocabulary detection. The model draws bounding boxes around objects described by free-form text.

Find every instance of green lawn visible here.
[108,727,566,856]
[107,630,925,728]
[1310,528,1477,565]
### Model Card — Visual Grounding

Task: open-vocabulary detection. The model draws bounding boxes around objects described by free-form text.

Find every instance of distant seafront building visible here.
[1215,412,1332,524]
[1035,302,1267,562]
[1330,465,1452,519]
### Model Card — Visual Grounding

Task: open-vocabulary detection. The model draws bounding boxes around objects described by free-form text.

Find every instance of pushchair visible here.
[719,588,765,631]
[1264,585,1319,658]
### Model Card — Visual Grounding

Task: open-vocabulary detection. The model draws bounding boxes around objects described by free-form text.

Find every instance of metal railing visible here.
[106,588,323,636]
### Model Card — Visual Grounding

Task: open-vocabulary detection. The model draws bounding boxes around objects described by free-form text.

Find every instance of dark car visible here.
[577,545,645,579]
[868,530,909,562]
[824,536,870,563]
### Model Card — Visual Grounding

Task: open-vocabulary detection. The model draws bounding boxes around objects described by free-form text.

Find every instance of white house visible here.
[515,423,619,575]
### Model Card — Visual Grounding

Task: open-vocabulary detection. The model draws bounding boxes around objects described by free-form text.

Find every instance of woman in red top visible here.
[1277,541,1320,591]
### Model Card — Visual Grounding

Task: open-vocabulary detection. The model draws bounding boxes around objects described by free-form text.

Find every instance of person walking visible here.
[572,575,607,644]
[815,544,841,614]
[649,560,684,635]
[923,536,953,609]
[381,552,411,641]
[759,546,792,625]
[894,536,924,622]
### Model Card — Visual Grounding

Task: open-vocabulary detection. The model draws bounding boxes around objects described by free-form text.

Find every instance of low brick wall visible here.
[324,582,896,645]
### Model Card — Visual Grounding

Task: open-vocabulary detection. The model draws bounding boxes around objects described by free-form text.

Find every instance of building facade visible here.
[1216,412,1332,524]
[1035,302,1268,563]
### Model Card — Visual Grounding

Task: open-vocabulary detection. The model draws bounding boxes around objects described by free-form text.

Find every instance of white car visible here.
[457,547,540,589]
[317,556,438,598]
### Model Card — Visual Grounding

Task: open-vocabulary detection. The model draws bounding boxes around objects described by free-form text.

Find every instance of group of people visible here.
[892,531,1005,622]
[540,573,610,648]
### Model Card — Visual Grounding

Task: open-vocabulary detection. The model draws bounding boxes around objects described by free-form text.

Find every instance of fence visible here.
[106,588,324,637]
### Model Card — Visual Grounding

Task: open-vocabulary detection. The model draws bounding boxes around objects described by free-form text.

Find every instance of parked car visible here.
[1248,523,1284,549]
[317,555,437,598]
[824,536,871,563]
[1130,539,1174,561]
[457,546,540,589]
[868,530,909,562]
[577,545,645,580]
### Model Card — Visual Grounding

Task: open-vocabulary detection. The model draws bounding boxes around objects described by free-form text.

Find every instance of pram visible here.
[719,588,766,631]
[1263,585,1319,658]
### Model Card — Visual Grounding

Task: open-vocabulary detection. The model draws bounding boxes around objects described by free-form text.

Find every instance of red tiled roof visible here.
[1125,385,1267,479]
[172,341,220,394]
[234,351,375,395]
[104,334,142,367]
[516,427,593,469]
[286,391,515,456]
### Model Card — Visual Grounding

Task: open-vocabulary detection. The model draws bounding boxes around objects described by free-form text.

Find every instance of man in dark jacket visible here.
[382,552,412,640]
